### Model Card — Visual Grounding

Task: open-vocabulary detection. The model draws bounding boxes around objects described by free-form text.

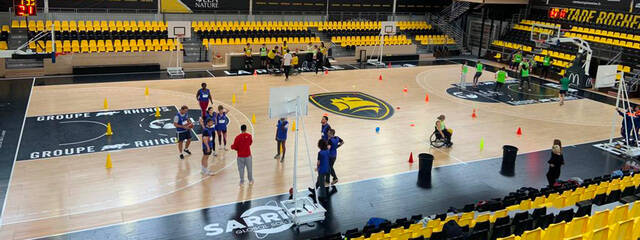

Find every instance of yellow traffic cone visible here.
[232,94,237,104]
[145,87,149,96]
[243,83,247,92]
[105,153,112,169]
[103,98,109,109]
[291,120,296,131]
[251,114,256,124]
[155,107,161,118]
[106,122,113,136]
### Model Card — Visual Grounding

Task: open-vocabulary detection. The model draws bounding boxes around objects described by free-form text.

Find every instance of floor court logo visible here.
[309,92,394,120]
[203,201,293,239]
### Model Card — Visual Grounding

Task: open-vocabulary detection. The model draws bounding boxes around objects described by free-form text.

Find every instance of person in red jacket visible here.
[231,124,253,186]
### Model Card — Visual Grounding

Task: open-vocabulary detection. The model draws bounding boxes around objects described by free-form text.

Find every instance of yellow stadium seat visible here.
[521,228,542,240]
[609,204,629,223]
[543,222,565,240]
[497,235,517,240]
[565,216,588,237]
[590,210,610,230]
[0,41,7,50]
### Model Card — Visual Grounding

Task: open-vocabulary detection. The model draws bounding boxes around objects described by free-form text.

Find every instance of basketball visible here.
[186,122,194,129]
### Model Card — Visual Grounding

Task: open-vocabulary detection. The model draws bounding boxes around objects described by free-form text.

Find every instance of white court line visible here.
[299,74,331,92]
[58,120,107,146]
[34,137,605,239]
[206,70,215,77]
[1,86,254,226]
[0,78,35,225]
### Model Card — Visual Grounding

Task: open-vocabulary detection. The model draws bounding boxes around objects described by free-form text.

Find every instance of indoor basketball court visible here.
[2,0,640,240]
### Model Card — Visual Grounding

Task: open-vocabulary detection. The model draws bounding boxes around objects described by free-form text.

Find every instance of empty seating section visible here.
[330,35,411,48]
[196,21,318,47]
[0,25,9,50]
[415,35,455,45]
[491,40,572,68]
[16,20,181,53]
[335,172,640,240]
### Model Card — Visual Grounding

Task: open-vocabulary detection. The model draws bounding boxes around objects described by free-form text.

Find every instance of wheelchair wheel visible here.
[430,131,446,148]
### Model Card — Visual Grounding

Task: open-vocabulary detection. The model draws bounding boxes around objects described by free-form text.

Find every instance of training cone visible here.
[243,83,247,92]
[154,107,161,118]
[106,122,113,136]
[425,94,429,102]
[375,127,380,133]
[232,94,237,104]
[291,121,296,131]
[516,127,522,135]
[408,152,414,163]
[403,87,408,93]
[144,87,149,96]
[388,62,391,68]
[103,98,108,109]
[251,114,256,124]
[479,138,485,151]
[105,153,112,169]
[253,70,257,76]
[324,69,328,75]
[472,109,477,118]
[379,74,383,81]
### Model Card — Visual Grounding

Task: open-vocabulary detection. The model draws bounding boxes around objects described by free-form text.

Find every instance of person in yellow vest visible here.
[320,42,329,68]
[259,43,268,69]
[291,51,299,75]
[243,43,253,70]
[282,41,289,55]
[267,46,280,71]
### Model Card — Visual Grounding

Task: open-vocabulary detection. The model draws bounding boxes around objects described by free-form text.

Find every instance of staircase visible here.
[5,28,43,69]
[425,1,474,55]
[182,34,204,62]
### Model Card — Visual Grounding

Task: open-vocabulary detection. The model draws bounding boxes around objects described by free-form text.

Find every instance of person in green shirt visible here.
[519,59,531,90]
[473,61,483,88]
[542,55,551,79]
[259,43,268,68]
[511,50,522,70]
[559,74,570,106]
[495,67,507,93]
[460,61,469,89]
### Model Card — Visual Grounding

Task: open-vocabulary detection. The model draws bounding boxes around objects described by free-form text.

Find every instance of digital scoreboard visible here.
[548,7,568,20]
[14,0,37,17]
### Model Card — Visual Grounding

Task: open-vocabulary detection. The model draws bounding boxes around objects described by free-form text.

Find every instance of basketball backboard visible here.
[380,21,396,36]
[269,85,309,119]
[530,23,561,46]
[167,21,191,38]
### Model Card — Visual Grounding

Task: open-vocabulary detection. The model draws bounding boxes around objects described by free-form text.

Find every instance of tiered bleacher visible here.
[196,21,319,47]
[490,14,638,79]
[311,170,640,240]
[11,20,182,53]
[0,25,8,50]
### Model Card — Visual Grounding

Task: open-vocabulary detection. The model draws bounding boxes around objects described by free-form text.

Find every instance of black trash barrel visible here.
[500,145,518,176]
[417,153,434,188]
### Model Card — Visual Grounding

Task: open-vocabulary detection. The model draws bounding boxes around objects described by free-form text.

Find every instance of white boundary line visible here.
[1,86,255,226]
[0,77,35,225]
[58,120,107,146]
[206,70,215,77]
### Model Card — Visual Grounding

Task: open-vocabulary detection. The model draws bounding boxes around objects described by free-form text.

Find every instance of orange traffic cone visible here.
[408,152,414,163]
[403,87,408,93]
[425,94,429,102]
[472,109,477,118]
[324,69,328,75]
[516,127,522,135]
[379,74,383,81]
[253,70,257,76]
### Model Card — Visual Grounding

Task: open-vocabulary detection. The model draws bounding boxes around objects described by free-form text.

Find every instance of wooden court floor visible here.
[0,64,616,239]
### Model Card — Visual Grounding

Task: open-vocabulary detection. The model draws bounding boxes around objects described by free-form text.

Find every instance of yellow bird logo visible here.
[330,97,381,114]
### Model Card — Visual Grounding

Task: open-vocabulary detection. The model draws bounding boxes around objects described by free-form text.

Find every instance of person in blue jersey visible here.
[198,107,217,133]
[196,83,214,119]
[327,129,344,190]
[274,117,288,163]
[200,118,216,175]
[173,105,193,160]
[320,116,331,142]
[309,139,330,202]
[215,105,230,150]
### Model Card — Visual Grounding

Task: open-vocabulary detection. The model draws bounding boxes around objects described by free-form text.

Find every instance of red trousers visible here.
[199,101,209,118]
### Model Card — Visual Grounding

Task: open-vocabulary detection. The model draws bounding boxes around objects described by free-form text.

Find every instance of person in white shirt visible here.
[283,50,293,80]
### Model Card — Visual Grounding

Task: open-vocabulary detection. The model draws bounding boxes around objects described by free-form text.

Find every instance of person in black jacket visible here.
[546,139,564,186]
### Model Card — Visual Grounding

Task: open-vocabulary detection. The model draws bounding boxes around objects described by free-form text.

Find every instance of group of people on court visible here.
[308,116,344,202]
[242,42,329,80]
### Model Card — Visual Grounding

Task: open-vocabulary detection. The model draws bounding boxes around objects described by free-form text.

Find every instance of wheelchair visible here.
[430,130,447,148]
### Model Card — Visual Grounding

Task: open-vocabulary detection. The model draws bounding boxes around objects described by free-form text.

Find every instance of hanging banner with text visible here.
[543,0,633,13]
[548,7,640,30]
[49,0,157,10]
[161,0,249,13]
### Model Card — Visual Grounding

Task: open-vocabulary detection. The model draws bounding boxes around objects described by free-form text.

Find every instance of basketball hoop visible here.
[534,39,549,49]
